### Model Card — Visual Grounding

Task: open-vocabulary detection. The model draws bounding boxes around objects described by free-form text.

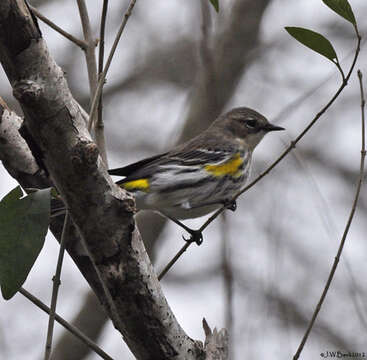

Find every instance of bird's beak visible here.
[263,123,285,132]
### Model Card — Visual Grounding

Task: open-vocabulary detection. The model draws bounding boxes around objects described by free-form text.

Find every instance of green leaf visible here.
[209,0,219,12]
[50,187,59,199]
[1,186,23,206]
[285,27,338,63]
[0,187,50,299]
[322,0,356,25]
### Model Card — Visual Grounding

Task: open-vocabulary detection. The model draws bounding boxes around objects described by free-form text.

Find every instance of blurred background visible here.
[1,0,367,358]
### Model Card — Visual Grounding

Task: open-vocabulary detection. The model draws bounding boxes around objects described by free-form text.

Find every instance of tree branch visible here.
[0,2,204,358]
[76,0,109,166]
[29,5,87,50]
[88,0,137,131]
[0,97,50,189]
[202,318,229,360]
[76,0,98,96]
[95,0,109,167]
[44,212,70,360]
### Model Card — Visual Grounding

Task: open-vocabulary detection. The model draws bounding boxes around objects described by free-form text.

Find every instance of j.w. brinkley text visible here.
[320,351,366,358]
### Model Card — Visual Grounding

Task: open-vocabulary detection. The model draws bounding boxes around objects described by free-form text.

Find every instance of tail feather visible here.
[108,152,167,177]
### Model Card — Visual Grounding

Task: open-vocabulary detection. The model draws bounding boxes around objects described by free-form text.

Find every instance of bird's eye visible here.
[245,119,257,129]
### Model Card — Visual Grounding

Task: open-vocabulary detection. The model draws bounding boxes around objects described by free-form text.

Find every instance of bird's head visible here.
[215,107,284,150]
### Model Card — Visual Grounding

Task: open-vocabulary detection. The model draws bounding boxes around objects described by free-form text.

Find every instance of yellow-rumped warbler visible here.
[109,107,284,221]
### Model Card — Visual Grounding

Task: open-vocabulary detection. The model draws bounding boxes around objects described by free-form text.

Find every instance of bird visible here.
[109,107,284,240]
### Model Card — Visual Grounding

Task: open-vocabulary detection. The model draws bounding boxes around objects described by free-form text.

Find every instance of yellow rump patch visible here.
[121,178,150,192]
[205,153,243,178]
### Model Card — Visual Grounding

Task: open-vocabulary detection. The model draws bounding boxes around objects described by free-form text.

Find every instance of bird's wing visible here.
[109,148,236,185]
[168,148,231,166]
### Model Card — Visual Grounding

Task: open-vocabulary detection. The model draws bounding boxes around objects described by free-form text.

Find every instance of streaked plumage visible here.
[109,107,284,219]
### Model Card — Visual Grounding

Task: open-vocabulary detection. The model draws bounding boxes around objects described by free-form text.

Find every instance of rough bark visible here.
[202,319,229,360]
[49,212,167,360]
[0,96,49,189]
[0,2,206,359]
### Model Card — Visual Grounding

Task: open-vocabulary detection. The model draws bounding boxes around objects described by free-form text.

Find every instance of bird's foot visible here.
[182,229,203,246]
[160,211,204,245]
[223,199,237,212]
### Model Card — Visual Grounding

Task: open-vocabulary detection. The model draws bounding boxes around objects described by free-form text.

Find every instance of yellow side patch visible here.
[205,153,243,178]
[121,178,150,192]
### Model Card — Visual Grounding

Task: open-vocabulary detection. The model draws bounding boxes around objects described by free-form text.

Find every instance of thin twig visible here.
[98,1,109,77]
[20,288,113,360]
[44,212,70,360]
[76,0,98,95]
[158,27,361,281]
[88,0,138,132]
[29,6,87,50]
[335,60,346,82]
[96,0,109,167]
[293,69,366,359]
[158,242,190,281]
[76,0,109,166]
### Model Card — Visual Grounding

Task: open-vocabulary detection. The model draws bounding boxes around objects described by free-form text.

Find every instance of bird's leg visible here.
[223,199,237,212]
[160,212,203,245]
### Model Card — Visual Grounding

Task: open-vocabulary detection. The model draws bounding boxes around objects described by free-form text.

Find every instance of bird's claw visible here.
[182,230,203,246]
[224,199,237,212]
